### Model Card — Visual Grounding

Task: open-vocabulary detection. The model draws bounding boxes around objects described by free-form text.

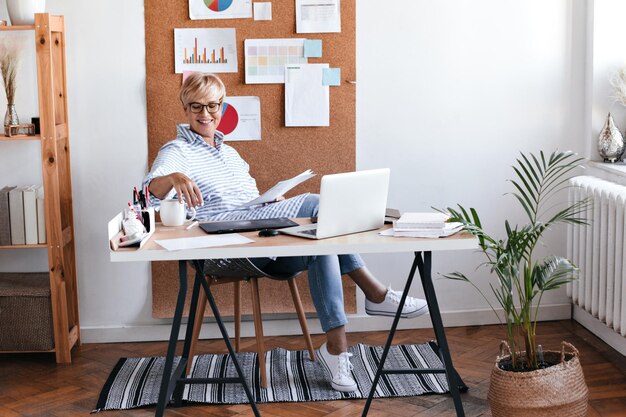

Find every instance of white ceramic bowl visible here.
[6,0,46,26]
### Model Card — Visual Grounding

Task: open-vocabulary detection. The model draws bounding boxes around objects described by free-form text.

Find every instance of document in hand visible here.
[236,169,316,208]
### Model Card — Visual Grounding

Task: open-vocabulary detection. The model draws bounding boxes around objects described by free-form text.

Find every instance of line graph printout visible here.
[174,28,238,74]
[245,39,308,84]
[189,0,252,20]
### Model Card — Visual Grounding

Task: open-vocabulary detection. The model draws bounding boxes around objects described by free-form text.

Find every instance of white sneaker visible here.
[317,343,358,392]
[365,286,429,318]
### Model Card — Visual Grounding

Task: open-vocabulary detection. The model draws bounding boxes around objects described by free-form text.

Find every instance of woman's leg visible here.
[337,254,428,318]
[337,254,387,303]
[262,253,348,351]
[294,193,425,323]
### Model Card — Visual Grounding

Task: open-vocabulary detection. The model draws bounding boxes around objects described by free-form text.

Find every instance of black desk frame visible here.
[155,259,260,417]
[154,252,466,417]
[361,251,466,416]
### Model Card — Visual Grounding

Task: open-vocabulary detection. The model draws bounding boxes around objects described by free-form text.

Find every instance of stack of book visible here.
[382,212,463,238]
[0,185,46,246]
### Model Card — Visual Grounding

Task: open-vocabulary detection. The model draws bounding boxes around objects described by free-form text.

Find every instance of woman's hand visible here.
[149,172,204,208]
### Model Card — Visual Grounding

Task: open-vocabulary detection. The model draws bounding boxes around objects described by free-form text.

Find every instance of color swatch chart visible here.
[245,39,308,84]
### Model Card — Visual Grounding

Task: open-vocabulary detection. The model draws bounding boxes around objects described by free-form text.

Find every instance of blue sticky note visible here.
[322,68,341,86]
[303,39,322,58]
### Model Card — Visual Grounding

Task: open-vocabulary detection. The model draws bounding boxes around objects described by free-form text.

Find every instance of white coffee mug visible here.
[159,199,196,227]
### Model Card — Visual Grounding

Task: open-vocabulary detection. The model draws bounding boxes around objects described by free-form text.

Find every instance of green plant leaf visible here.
[439,149,589,365]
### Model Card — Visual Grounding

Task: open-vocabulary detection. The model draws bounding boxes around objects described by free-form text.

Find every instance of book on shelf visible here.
[393,212,451,230]
[8,186,26,245]
[235,169,316,209]
[23,185,38,245]
[36,185,46,244]
[0,186,16,246]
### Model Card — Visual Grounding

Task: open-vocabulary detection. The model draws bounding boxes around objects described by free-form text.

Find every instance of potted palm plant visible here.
[442,150,590,417]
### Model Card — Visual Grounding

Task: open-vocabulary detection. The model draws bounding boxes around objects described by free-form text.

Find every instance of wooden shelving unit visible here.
[0,134,40,141]
[0,14,80,364]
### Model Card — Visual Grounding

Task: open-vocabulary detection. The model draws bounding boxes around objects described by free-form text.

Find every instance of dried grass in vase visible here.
[0,41,20,105]
[610,67,626,107]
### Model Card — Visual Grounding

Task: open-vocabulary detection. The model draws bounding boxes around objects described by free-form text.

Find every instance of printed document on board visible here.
[285,64,329,127]
[296,0,341,33]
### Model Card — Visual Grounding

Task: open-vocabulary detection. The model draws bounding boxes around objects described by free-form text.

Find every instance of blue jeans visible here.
[252,194,365,332]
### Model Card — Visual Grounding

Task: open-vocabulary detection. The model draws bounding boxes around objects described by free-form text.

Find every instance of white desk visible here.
[109,218,478,417]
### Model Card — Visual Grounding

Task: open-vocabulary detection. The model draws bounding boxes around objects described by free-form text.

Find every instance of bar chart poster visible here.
[174,28,238,74]
[219,96,261,141]
[189,0,252,20]
[245,39,308,84]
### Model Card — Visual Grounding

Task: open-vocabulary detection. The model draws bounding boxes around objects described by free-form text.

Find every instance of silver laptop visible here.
[279,168,390,239]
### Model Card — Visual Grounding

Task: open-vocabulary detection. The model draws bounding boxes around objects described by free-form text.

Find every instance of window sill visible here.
[586,161,626,186]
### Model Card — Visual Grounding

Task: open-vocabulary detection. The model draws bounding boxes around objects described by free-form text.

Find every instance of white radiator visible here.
[567,176,626,337]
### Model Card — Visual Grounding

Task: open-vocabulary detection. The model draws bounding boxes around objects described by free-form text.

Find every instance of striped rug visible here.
[95,342,463,411]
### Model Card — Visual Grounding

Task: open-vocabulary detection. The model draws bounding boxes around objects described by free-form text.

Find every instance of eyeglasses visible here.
[188,101,223,114]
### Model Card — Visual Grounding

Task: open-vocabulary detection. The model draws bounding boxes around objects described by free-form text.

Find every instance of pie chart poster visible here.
[219,96,261,141]
[189,0,252,19]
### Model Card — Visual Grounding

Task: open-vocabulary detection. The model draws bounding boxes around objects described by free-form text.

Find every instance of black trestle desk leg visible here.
[155,259,189,417]
[198,271,261,417]
[173,260,204,406]
[361,253,420,417]
[417,252,465,417]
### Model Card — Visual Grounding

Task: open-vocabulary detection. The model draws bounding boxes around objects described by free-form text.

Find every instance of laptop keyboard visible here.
[301,229,317,236]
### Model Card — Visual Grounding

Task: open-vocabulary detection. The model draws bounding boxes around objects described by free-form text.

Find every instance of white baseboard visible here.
[81,303,572,343]
[573,305,626,356]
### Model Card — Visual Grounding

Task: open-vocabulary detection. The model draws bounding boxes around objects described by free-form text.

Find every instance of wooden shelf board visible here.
[0,348,55,353]
[0,244,47,249]
[0,134,40,141]
[0,24,35,31]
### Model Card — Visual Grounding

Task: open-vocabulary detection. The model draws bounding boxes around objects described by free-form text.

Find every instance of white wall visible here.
[357,0,580,323]
[0,0,585,342]
[575,0,626,354]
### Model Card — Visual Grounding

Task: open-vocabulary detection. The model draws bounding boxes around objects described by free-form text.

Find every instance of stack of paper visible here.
[380,212,463,238]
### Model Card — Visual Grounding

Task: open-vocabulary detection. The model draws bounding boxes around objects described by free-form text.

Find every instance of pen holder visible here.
[142,207,155,233]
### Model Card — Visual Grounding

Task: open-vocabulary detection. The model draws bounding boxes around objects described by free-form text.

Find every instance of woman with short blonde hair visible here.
[179,72,226,110]
[144,72,428,393]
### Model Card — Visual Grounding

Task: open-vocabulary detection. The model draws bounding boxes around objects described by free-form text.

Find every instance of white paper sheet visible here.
[285,64,329,127]
[379,223,463,238]
[253,2,272,20]
[155,234,254,251]
[235,169,315,208]
[219,96,262,141]
[245,38,308,84]
[174,28,238,74]
[296,0,341,33]
[189,0,252,20]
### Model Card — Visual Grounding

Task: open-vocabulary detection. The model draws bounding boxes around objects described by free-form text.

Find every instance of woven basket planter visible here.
[488,341,588,417]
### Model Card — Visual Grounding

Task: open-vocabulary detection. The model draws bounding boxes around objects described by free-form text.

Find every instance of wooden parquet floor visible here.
[0,320,624,417]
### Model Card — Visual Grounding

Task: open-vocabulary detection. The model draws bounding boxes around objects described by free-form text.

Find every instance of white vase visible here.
[6,0,46,25]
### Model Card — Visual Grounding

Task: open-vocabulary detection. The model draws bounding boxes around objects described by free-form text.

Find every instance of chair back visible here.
[200,258,300,281]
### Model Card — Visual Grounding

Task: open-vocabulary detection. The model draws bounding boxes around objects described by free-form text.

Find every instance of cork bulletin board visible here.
[144,0,356,318]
